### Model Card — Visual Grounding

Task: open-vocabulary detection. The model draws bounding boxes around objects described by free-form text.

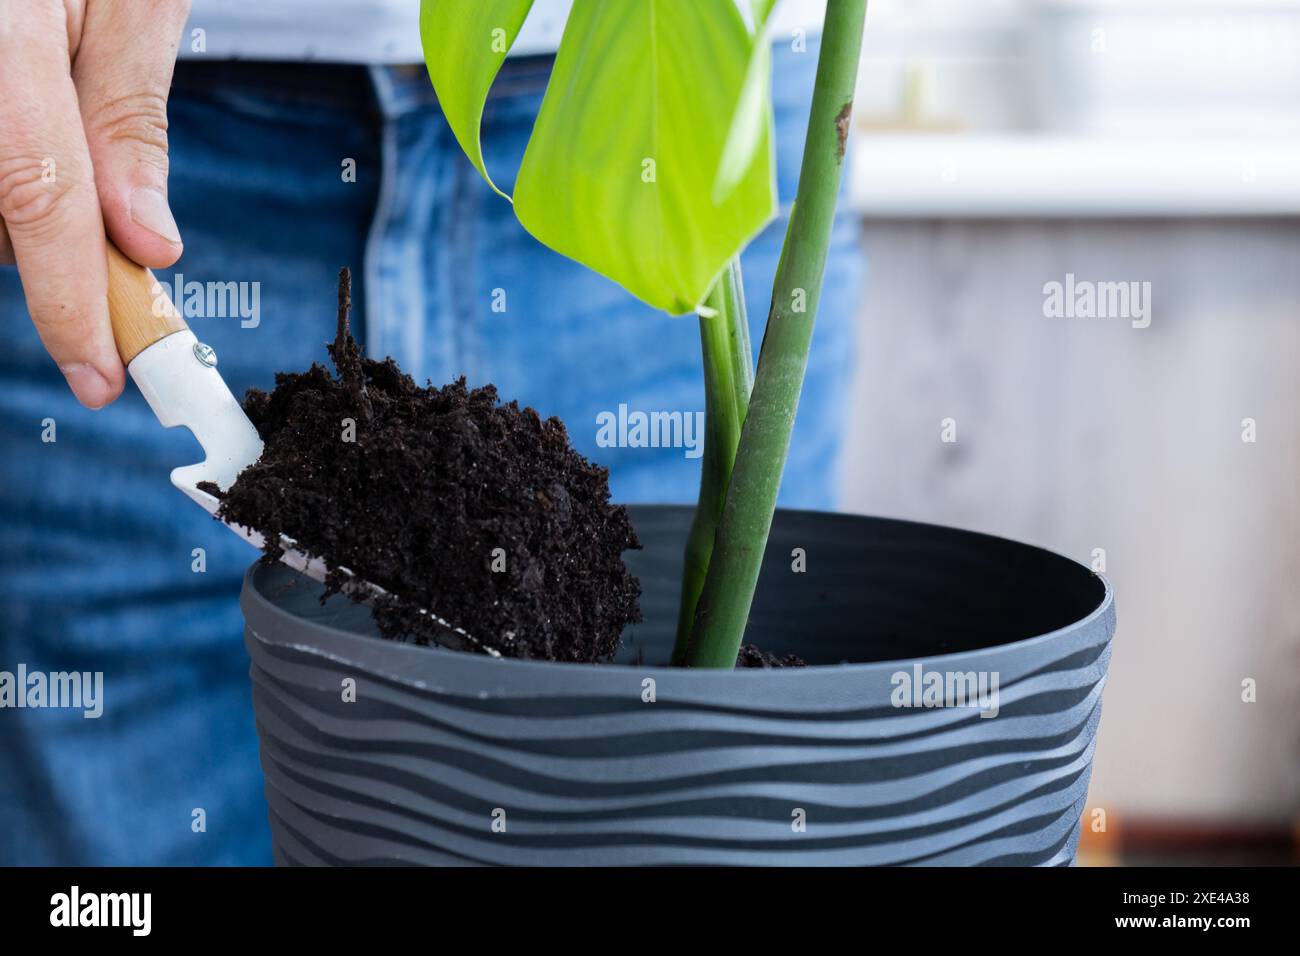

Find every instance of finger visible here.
[0,218,12,264]
[0,1,123,408]
[74,0,191,270]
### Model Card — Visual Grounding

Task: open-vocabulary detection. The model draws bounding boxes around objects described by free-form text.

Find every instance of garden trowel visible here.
[105,243,497,656]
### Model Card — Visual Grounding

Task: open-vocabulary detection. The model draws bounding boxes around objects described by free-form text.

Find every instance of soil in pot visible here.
[735,644,806,668]
[205,269,642,662]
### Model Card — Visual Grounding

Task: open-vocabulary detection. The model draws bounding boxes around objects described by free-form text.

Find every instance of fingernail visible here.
[129,187,181,244]
[60,363,113,409]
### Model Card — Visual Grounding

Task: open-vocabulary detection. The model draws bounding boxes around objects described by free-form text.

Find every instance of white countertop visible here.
[848,134,1300,218]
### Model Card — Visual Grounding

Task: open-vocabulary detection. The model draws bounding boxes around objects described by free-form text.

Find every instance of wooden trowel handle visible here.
[106,242,189,365]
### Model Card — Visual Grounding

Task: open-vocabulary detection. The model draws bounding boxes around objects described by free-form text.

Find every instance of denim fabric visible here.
[0,43,861,865]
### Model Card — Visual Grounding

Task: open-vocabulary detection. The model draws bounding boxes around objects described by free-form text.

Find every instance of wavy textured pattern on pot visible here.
[241,505,1115,866]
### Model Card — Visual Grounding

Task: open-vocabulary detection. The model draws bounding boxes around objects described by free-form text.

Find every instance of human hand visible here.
[0,0,191,408]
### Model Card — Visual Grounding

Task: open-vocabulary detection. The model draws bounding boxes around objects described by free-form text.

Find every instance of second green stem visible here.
[671,258,752,665]
[686,0,867,668]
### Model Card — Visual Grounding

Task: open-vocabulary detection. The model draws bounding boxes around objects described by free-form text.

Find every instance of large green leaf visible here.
[513,0,777,315]
[714,0,781,201]
[420,0,536,197]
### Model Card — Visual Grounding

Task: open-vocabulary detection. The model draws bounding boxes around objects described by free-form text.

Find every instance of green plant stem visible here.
[719,261,756,412]
[686,0,867,668]
[671,258,752,665]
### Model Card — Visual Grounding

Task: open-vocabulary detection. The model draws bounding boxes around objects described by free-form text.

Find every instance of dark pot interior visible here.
[256,506,1107,667]
[622,507,1106,666]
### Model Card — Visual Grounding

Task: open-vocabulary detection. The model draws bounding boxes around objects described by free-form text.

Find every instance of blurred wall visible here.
[839,217,1300,823]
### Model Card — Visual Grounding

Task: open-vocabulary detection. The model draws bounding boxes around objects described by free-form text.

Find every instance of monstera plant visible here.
[421,0,868,667]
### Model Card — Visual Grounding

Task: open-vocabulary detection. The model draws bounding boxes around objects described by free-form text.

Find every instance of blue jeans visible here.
[0,46,861,865]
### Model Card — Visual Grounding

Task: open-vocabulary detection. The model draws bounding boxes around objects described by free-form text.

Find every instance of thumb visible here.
[72,1,191,270]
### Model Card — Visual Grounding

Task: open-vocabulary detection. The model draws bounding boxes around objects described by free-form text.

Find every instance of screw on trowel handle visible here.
[105,241,189,366]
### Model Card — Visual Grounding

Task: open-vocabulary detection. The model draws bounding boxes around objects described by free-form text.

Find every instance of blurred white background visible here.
[838,0,1300,861]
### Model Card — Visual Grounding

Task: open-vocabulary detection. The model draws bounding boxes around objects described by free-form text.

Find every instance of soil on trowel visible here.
[203,268,641,662]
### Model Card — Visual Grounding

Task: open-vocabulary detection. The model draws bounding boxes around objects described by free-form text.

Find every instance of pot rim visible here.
[240,507,1114,684]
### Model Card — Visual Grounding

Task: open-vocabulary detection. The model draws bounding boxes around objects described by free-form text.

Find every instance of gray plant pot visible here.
[241,505,1115,866]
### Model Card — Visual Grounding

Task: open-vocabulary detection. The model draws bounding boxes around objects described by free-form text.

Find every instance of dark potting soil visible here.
[735,644,807,668]
[204,269,642,662]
